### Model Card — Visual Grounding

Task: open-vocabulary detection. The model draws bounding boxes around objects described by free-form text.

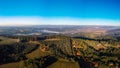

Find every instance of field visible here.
[0,36,18,45]
[26,46,51,59]
[47,58,79,68]
[0,61,24,68]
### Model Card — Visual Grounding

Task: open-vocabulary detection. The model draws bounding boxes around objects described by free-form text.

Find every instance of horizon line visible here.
[0,24,120,27]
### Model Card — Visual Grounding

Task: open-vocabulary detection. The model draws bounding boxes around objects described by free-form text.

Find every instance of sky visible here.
[0,0,120,26]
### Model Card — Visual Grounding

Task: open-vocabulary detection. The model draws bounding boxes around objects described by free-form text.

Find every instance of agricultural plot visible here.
[0,36,19,45]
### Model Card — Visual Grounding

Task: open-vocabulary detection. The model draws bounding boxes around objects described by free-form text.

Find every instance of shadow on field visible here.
[74,57,91,68]
[43,56,58,68]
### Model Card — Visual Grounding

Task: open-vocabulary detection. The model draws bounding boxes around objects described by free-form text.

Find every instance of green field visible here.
[0,61,24,68]
[26,46,51,59]
[47,59,80,68]
[0,36,18,45]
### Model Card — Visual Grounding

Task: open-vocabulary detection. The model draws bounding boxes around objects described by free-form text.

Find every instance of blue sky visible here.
[0,0,120,25]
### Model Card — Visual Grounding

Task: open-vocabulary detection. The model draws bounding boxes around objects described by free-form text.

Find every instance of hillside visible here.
[0,35,120,68]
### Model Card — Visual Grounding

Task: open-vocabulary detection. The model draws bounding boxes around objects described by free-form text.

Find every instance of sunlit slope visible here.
[26,41,51,59]
[0,36,18,45]
[47,59,80,68]
[0,61,24,68]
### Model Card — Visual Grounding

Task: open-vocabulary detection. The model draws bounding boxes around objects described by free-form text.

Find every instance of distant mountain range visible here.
[0,25,120,37]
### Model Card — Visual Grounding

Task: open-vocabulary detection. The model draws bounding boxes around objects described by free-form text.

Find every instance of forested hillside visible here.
[0,35,120,68]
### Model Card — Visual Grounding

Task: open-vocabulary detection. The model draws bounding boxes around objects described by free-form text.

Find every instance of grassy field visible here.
[26,42,51,59]
[0,61,24,68]
[0,36,18,45]
[26,47,51,59]
[47,59,80,68]
[45,38,60,41]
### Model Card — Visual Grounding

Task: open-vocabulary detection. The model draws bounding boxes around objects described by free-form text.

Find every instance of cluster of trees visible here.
[76,41,120,68]
[7,36,46,42]
[0,39,2,41]
[0,43,39,64]
[75,35,120,44]
[40,38,75,58]
[23,56,57,68]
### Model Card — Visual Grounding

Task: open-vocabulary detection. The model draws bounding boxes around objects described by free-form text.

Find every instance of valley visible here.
[0,25,120,68]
